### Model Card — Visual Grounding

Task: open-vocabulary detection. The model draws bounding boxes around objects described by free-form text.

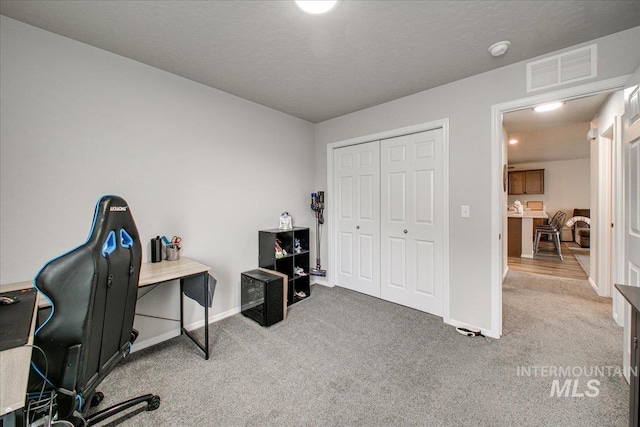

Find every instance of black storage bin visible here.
[241,269,283,327]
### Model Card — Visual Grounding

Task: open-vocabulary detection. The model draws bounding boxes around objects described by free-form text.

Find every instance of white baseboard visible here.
[503,266,509,280]
[588,277,598,293]
[185,306,240,331]
[131,306,240,353]
[131,329,181,352]
[312,278,332,287]
[612,311,622,327]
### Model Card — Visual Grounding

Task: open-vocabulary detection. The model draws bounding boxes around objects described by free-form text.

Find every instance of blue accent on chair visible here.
[34,290,54,336]
[102,231,117,257]
[120,229,133,249]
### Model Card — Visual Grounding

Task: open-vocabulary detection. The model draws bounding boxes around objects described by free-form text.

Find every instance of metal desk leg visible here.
[204,271,209,359]
[179,280,185,332]
[179,272,210,360]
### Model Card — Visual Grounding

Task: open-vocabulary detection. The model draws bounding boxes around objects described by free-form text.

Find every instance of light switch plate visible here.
[461,205,470,218]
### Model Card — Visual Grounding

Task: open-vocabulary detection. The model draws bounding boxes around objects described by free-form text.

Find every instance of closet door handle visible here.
[356,225,360,230]
[403,229,408,234]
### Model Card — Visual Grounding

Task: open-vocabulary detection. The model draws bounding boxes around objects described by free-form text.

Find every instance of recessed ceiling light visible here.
[533,102,564,112]
[296,0,338,14]
[488,41,511,57]
[509,139,518,145]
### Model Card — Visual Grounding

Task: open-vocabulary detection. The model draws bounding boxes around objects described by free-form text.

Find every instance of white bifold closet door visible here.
[380,129,444,315]
[334,141,381,297]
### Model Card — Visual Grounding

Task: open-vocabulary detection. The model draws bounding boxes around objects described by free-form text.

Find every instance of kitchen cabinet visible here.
[508,169,544,195]
[507,217,522,257]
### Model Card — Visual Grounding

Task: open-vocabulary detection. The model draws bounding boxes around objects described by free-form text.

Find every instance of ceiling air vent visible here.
[527,44,597,92]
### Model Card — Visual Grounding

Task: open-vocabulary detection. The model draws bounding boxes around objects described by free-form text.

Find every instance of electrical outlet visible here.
[461,205,470,218]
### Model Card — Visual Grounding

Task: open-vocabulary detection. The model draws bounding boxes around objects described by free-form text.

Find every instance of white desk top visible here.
[1,257,211,292]
[507,211,548,219]
[0,281,32,293]
[139,257,210,287]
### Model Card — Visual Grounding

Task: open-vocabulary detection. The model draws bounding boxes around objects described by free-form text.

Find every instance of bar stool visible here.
[533,211,566,261]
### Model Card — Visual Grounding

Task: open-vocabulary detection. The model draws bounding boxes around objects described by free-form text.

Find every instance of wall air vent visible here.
[527,44,597,92]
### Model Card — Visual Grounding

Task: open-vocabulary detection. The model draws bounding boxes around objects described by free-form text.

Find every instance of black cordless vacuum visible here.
[310,191,326,277]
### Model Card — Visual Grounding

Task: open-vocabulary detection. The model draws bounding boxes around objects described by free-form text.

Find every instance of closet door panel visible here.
[415,170,434,224]
[381,137,411,305]
[338,232,353,277]
[334,142,380,297]
[358,233,374,281]
[388,237,408,294]
[339,176,353,219]
[381,129,444,315]
[359,174,374,220]
[415,240,435,297]
[388,172,407,222]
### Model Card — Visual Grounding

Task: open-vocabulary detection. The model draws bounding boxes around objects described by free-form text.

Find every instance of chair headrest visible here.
[86,195,140,255]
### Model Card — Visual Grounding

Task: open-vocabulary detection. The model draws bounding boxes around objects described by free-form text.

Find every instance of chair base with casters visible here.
[79,330,160,426]
[24,380,159,427]
[25,196,160,426]
[84,393,160,426]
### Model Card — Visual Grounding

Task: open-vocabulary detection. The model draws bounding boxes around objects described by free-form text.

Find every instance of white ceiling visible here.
[504,93,611,165]
[1,1,639,123]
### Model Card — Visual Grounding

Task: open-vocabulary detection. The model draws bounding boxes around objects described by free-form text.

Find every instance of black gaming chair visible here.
[26,195,160,426]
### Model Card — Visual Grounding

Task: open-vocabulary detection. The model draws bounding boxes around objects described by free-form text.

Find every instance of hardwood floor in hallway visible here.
[508,241,588,280]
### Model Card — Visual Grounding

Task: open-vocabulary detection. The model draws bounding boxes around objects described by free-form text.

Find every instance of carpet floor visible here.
[93,271,627,426]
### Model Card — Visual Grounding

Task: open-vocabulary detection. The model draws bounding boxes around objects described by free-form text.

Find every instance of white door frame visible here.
[491,75,631,338]
[327,118,450,323]
[598,118,625,301]
[611,112,626,326]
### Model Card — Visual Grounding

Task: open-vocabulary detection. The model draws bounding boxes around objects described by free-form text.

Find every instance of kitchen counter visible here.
[508,211,548,258]
[507,210,549,219]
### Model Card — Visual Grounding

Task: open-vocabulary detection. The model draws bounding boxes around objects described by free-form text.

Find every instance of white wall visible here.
[507,159,591,215]
[0,17,315,347]
[315,27,640,333]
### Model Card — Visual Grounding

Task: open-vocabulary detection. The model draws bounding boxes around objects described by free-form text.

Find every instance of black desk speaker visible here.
[241,269,283,327]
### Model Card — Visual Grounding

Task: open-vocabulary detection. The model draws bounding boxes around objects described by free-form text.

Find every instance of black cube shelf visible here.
[258,227,310,306]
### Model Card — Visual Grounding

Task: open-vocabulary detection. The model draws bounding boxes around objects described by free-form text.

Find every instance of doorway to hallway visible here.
[490,75,630,338]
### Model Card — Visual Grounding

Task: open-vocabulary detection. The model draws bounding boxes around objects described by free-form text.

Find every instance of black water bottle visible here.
[151,236,162,263]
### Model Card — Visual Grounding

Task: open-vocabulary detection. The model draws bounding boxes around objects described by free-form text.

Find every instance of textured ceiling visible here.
[1,1,639,123]
[503,93,610,134]
[506,122,592,165]
[504,93,610,164]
